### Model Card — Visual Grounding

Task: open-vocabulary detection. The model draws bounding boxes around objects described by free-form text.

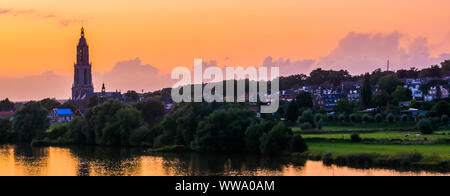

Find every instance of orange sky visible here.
[1,0,450,100]
[1,0,450,77]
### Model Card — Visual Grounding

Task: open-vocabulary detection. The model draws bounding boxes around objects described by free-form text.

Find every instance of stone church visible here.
[71,27,121,111]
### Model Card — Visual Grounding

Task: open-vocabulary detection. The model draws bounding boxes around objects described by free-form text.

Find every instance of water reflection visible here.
[0,144,448,176]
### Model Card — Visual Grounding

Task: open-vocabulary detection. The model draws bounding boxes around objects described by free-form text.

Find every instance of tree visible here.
[386,113,395,123]
[297,109,315,129]
[13,101,50,142]
[360,73,372,108]
[286,100,299,122]
[290,135,308,153]
[431,101,450,117]
[417,119,433,134]
[351,133,362,143]
[194,107,255,152]
[441,60,450,74]
[125,90,140,102]
[391,86,412,105]
[374,113,383,123]
[84,99,125,144]
[436,86,442,99]
[0,98,15,111]
[101,107,143,146]
[378,74,403,94]
[373,90,391,107]
[244,120,272,153]
[65,117,89,144]
[39,98,62,111]
[0,118,12,141]
[419,65,441,78]
[259,122,293,154]
[334,99,357,114]
[441,115,449,125]
[135,100,165,125]
[295,92,313,109]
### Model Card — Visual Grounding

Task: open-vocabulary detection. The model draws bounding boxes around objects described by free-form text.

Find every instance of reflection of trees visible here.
[13,144,49,176]
[68,146,145,176]
[153,152,307,176]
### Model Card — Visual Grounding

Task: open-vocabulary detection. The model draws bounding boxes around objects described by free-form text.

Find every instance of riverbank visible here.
[297,141,450,173]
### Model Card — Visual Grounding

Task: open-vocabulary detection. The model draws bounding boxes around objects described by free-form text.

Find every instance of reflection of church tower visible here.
[72,27,94,100]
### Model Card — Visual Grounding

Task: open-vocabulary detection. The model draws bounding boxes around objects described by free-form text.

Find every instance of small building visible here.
[49,108,74,123]
[398,101,410,107]
[400,108,426,118]
[0,111,14,120]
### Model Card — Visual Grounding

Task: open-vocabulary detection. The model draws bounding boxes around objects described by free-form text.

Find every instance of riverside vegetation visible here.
[1,63,450,172]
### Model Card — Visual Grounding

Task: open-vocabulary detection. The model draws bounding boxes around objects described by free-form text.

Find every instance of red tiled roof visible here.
[0,111,14,118]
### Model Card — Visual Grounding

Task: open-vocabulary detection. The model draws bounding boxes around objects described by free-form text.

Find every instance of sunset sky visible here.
[1,0,450,100]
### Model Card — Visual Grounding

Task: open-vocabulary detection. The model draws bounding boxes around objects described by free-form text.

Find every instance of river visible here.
[0,144,447,176]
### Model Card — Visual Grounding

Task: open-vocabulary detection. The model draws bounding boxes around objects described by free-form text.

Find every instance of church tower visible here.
[72,27,94,100]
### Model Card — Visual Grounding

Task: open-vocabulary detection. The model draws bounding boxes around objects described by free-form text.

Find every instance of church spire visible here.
[81,26,85,38]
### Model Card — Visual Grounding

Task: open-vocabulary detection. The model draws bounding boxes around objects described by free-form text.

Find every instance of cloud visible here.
[94,58,174,94]
[0,7,88,27]
[315,32,450,74]
[0,71,72,101]
[0,58,174,101]
[262,57,315,77]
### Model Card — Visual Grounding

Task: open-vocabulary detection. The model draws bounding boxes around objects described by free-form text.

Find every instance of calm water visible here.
[0,144,447,176]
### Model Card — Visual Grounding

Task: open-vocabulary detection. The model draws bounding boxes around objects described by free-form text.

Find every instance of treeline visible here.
[0,99,308,155]
[279,60,450,90]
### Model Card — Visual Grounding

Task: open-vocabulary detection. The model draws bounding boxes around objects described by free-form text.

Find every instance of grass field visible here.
[302,131,450,141]
[291,123,416,133]
[306,141,450,160]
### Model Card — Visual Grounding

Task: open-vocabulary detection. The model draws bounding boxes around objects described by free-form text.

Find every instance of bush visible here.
[441,115,449,125]
[349,113,358,123]
[374,113,382,123]
[298,109,316,129]
[386,113,395,123]
[46,124,69,140]
[327,114,334,121]
[401,114,408,122]
[351,133,362,143]
[300,122,312,130]
[314,114,323,123]
[416,114,425,122]
[417,119,433,134]
[362,114,372,123]
[317,119,323,130]
[290,135,308,153]
[338,114,346,122]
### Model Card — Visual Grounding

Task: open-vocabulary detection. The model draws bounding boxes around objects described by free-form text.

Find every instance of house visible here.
[0,111,14,120]
[314,93,346,111]
[425,85,449,101]
[49,108,74,123]
[404,84,423,100]
[398,101,410,107]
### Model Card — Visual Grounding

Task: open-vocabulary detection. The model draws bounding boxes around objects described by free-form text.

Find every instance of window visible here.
[84,69,87,85]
